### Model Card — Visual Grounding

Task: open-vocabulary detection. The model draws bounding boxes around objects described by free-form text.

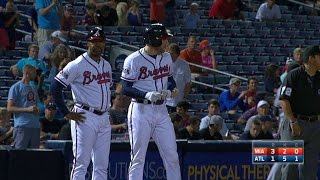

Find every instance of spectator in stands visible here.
[39,102,64,141]
[244,77,258,108]
[0,107,13,145]
[7,65,40,149]
[208,0,241,19]
[46,44,69,83]
[0,6,10,50]
[86,0,116,9]
[239,119,262,140]
[95,5,118,26]
[24,2,38,42]
[166,43,192,113]
[264,63,281,94]
[199,99,228,135]
[280,62,300,83]
[10,44,47,93]
[36,0,62,47]
[244,100,274,131]
[183,2,200,29]
[110,92,127,134]
[199,39,217,70]
[176,100,191,128]
[3,0,19,50]
[177,116,201,140]
[164,0,177,27]
[38,91,53,116]
[38,30,67,61]
[150,0,167,24]
[82,3,97,26]
[237,99,276,125]
[256,115,275,139]
[219,78,247,114]
[255,0,281,22]
[281,48,303,74]
[179,35,202,75]
[116,1,128,26]
[199,115,223,140]
[61,4,78,40]
[170,112,183,137]
[127,0,141,26]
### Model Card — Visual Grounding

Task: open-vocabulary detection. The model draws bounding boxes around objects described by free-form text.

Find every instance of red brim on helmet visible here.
[161,33,173,40]
[87,37,105,42]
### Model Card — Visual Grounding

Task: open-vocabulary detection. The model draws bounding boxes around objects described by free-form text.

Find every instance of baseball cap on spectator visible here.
[46,102,57,109]
[199,40,209,50]
[257,100,269,108]
[65,4,74,11]
[229,78,241,85]
[51,31,67,43]
[209,115,224,125]
[303,45,320,62]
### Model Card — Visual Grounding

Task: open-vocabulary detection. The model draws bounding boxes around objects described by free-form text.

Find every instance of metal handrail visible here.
[188,62,248,81]
[287,0,320,11]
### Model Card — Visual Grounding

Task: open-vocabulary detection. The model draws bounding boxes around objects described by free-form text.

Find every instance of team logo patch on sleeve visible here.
[122,68,130,75]
[60,70,69,79]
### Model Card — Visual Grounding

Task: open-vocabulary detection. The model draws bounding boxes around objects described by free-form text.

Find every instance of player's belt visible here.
[75,104,107,116]
[296,114,320,122]
[132,99,164,105]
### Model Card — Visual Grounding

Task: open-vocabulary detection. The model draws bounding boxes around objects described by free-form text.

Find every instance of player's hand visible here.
[290,121,301,137]
[145,91,162,102]
[65,112,85,123]
[120,123,127,129]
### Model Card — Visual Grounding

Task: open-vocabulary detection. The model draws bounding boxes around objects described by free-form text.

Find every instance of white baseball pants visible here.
[70,106,111,180]
[127,102,181,180]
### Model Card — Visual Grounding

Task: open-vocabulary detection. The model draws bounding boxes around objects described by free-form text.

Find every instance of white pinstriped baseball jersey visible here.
[121,48,173,92]
[55,52,112,111]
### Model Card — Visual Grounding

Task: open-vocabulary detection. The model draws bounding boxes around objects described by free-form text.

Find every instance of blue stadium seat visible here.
[253,56,270,64]
[266,22,281,29]
[189,102,208,112]
[208,19,223,26]
[187,94,203,102]
[234,46,250,54]
[281,14,293,21]
[217,65,227,71]
[252,22,266,28]
[222,55,238,64]
[265,47,281,54]
[227,65,243,73]
[305,39,320,45]
[270,56,285,64]
[259,38,275,46]
[240,28,255,36]
[290,39,305,46]
[256,29,270,36]
[243,65,259,73]
[285,30,300,37]
[196,76,214,84]
[245,38,260,45]
[274,38,290,46]
[219,46,234,53]
[215,37,230,44]
[222,20,238,27]
[213,75,230,84]
[250,47,265,54]
[202,94,219,100]
[238,56,254,63]
[230,38,246,44]
[299,30,314,37]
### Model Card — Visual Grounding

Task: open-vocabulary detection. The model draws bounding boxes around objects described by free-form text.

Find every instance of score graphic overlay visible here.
[252,140,304,164]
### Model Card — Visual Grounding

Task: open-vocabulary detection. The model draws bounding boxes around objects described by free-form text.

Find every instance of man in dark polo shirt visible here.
[268,45,320,180]
[199,115,223,140]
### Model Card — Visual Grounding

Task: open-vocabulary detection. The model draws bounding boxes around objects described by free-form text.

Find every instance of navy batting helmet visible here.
[87,27,106,42]
[143,23,172,47]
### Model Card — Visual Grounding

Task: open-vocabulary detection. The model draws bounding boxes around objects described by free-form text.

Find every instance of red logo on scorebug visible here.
[83,71,111,85]
[138,65,170,80]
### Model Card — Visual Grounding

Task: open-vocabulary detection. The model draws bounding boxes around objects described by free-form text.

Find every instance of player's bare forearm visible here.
[280,99,296,122]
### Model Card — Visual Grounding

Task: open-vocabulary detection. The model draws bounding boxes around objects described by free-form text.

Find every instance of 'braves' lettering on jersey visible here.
[55,52,112,111]
[83,71,111,85]
[138,64,170,80]
[121,48,173,92]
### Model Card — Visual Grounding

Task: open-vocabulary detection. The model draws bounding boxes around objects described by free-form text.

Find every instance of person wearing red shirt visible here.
[150,0,167,23]
[179,35,202,74]
[209,0,237,19]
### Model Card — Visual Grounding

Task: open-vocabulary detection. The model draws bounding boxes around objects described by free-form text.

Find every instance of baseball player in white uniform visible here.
[50,27,112,180]
[121,23,181,180]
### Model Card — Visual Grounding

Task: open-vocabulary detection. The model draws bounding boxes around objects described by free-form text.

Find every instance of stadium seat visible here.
[222,55,238,64]
[202,94,219,100]
[187,94,203,102]
[189,102,208,112]
[250,47,265,54]
[305,39,320,45]
[213,75,230,84]
[290,39,305,46]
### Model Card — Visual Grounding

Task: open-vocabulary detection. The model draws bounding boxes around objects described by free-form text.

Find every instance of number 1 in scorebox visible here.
[252,141,304,164]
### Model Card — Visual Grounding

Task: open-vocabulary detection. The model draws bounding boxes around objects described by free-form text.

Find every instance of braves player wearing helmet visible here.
[50,27,112,180]
[121,23,181,180]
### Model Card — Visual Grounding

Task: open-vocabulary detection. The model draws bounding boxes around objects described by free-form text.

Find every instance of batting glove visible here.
[145,91,162,102]
[160,90,172,100]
